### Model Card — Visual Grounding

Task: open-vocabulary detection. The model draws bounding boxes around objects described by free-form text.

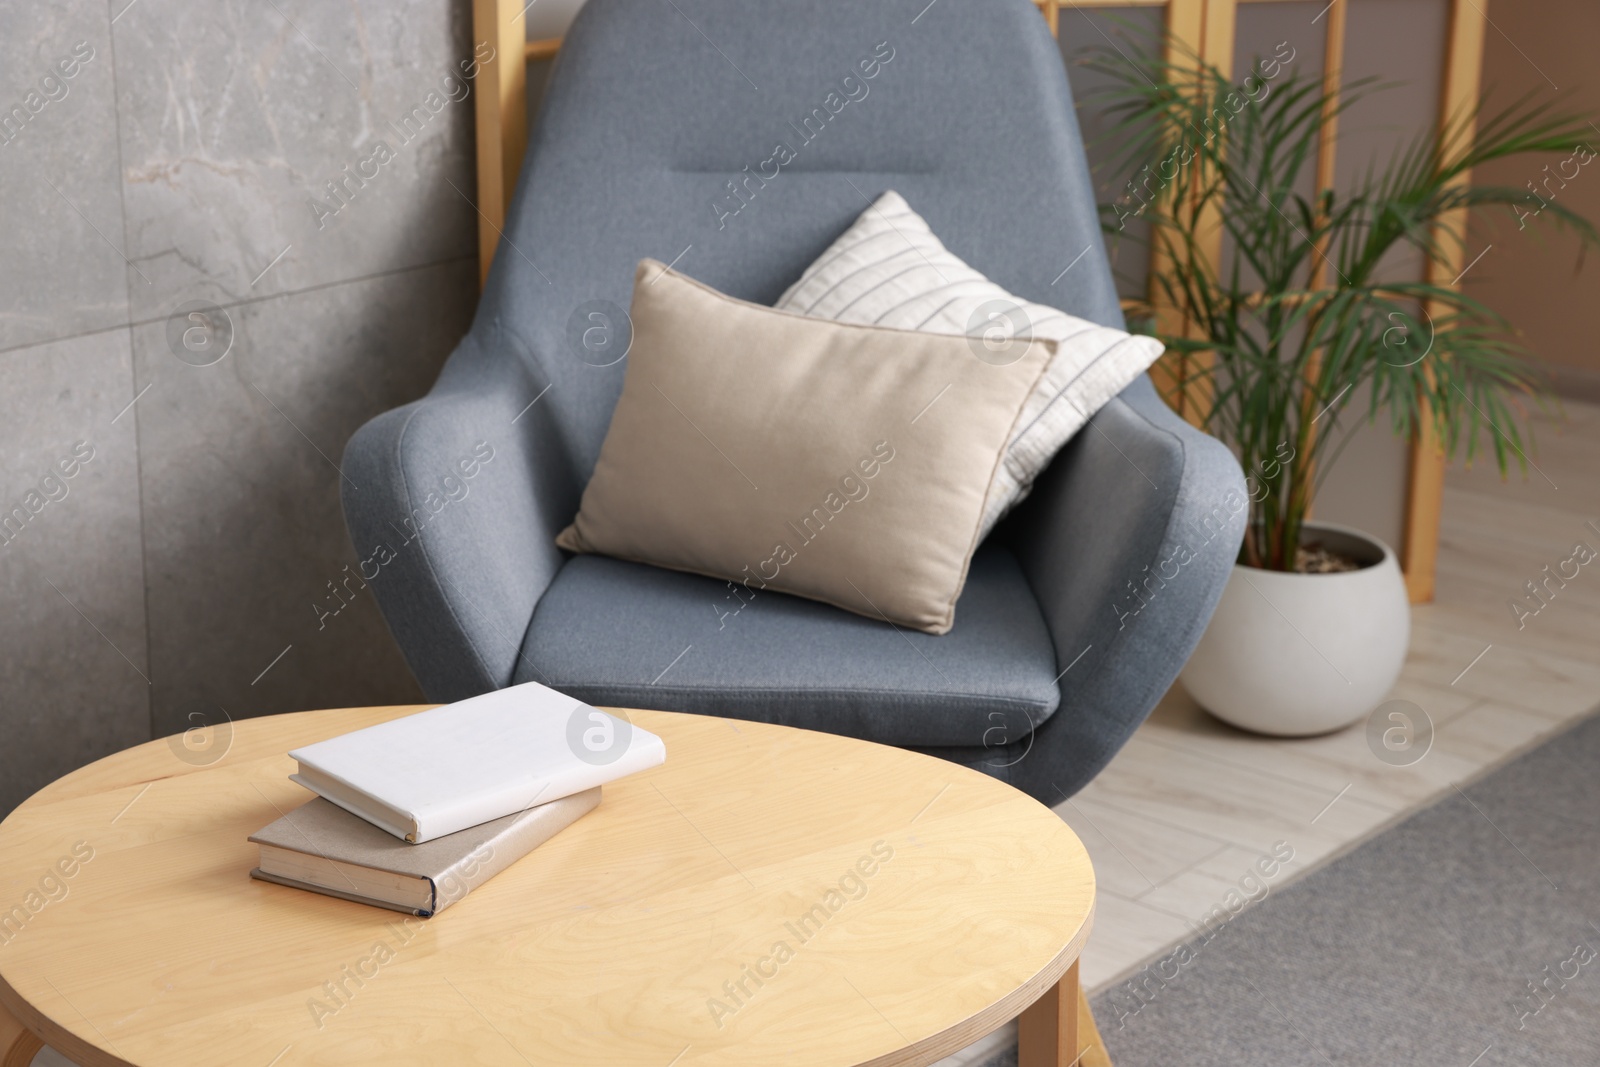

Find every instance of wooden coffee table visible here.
[0,706,1104,1067]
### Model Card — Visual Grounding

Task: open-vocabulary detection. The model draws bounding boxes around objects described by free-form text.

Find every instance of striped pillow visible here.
[776,191,1163,538]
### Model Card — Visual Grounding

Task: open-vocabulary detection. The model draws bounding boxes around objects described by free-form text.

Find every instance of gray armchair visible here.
[341,0,1245,804]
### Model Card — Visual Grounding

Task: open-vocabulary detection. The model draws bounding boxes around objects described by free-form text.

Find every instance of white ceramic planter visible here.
[1180,522,1410,736]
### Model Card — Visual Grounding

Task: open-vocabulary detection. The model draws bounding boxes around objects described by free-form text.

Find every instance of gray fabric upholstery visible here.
[341,0,1246,802]
[518,545,1060,748]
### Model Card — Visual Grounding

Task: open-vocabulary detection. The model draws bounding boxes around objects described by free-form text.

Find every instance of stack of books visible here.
[248,681,666,916]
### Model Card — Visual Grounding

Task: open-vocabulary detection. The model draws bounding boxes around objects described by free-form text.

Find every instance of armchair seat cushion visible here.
[516,543,1062,748]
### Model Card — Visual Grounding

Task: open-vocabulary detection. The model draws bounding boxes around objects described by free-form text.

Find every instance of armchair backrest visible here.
[460,0,1120,482]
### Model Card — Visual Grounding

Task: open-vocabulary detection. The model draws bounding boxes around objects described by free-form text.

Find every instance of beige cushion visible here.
[556,260,1057,634]
[776,191,1165,538]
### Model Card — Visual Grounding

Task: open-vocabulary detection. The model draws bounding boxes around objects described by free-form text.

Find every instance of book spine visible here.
[427,787,602,916]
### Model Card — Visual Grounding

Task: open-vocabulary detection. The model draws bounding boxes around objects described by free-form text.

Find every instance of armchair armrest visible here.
[341,328,574,701]
[1003,375,1247,802]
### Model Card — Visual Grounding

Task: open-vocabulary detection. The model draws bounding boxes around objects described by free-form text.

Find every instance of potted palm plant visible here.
[1087,42,1598,735]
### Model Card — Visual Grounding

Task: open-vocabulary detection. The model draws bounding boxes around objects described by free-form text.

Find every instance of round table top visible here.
[0,705,1094,1067]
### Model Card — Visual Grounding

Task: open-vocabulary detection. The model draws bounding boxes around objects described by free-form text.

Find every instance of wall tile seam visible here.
[0,253,478,360]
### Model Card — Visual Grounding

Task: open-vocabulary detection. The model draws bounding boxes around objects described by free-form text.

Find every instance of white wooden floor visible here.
[937,398,1600,1066]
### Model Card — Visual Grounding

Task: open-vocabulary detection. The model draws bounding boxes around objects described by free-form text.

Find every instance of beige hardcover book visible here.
[249,787,600,917]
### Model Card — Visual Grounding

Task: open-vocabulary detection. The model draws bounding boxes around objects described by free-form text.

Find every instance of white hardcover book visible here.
[288,681,665,843]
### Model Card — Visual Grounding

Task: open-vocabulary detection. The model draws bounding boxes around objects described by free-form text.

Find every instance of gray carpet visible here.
[981,708,1600,1067]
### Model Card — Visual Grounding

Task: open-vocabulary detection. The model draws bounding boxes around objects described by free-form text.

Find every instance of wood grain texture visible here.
[1144,0,1234,426]
[471,0,528,285]
[525,37,560,61]
[1405,0,1488,604]
[1145,0,1202,419]
[0,706,1094,1067]
[1404,422,1448,602]
[1296,0,1349,521]
[1017,964,1080,1067]
[1311,0,1347,245]
[1186,0,1236,427]
[1076,982,1111,1067]
[505,0,1308,69]
[0,997,41,1067]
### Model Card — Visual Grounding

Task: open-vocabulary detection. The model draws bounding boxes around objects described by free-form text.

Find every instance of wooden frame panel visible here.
[471,0,529,285]
[1295,0,1348,521]
[1403,0,1488,602]
[1146,0,1232,422]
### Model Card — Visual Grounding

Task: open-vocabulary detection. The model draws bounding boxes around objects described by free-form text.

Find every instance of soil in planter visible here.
[1296,542,1363,573]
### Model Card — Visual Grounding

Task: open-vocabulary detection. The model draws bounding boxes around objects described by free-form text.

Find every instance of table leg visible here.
[0,997,43,1067]
[1075,981,1112,1067]
[1018,961,1113,1067]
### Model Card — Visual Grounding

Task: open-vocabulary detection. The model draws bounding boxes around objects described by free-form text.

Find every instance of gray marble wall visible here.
[0,0,482,815]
